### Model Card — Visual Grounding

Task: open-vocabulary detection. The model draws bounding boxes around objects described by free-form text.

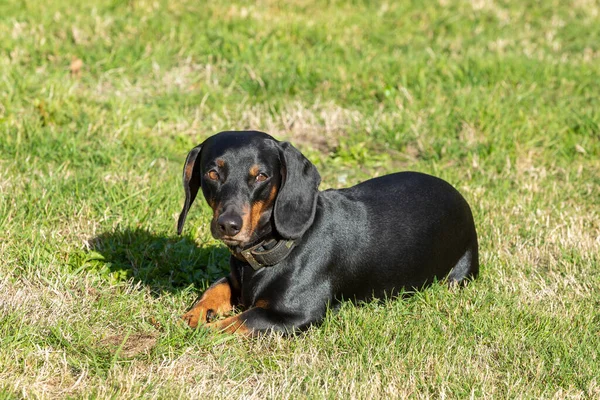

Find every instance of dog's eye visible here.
[207,170,219,181]
[256,173,268,182]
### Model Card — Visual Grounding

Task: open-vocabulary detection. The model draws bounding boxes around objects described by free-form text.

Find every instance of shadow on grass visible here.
[86,228,229,294]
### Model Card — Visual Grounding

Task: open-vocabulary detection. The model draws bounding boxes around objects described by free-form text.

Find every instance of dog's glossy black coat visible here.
[178,131,478,334]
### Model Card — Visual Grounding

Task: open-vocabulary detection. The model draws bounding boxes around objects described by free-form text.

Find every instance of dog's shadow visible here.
[87,228,229,294]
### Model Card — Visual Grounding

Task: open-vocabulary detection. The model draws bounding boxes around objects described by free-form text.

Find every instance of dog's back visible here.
[313,172,479,301]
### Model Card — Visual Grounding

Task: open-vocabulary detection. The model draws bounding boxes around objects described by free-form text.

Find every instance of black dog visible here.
[178,131,478,335]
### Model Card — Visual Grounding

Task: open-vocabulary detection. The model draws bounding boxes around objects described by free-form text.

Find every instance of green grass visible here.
[1,0,599,397]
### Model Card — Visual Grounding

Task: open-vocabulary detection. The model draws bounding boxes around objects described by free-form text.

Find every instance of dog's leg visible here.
[206,305,301,336]
[206,313,253,335]
[182,276,237,328]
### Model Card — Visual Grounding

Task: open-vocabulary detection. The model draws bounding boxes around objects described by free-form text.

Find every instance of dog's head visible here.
[177,131,321,250]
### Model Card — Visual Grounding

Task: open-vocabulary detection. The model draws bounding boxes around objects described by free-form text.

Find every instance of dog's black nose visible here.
[217,213,243,236]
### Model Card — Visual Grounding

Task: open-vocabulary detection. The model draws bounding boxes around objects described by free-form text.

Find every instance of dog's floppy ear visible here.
[177,144,203,235]
[274,142,321,239]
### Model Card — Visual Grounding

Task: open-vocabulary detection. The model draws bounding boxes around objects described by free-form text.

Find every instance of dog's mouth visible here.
[221,237,242,247]
[220,232,269,252]
[220,234,255,248]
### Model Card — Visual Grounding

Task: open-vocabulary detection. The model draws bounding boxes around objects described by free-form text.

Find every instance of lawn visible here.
[1,0,599,398]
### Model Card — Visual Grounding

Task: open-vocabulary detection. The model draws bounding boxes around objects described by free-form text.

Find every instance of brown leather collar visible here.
[229,238,297,270]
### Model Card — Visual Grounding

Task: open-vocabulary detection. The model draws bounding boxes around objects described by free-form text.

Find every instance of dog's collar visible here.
[229,238,297,271]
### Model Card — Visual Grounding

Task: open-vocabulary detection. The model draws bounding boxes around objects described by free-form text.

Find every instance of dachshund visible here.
[177,131,478,335]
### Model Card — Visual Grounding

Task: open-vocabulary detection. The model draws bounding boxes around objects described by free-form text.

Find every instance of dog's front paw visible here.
[181,309,200,328]
[181,277,234,328]
[181,305,215,328]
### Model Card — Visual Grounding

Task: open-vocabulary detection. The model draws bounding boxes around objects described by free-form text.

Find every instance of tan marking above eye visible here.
[249,164,260,176]
[208,170,219,181]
